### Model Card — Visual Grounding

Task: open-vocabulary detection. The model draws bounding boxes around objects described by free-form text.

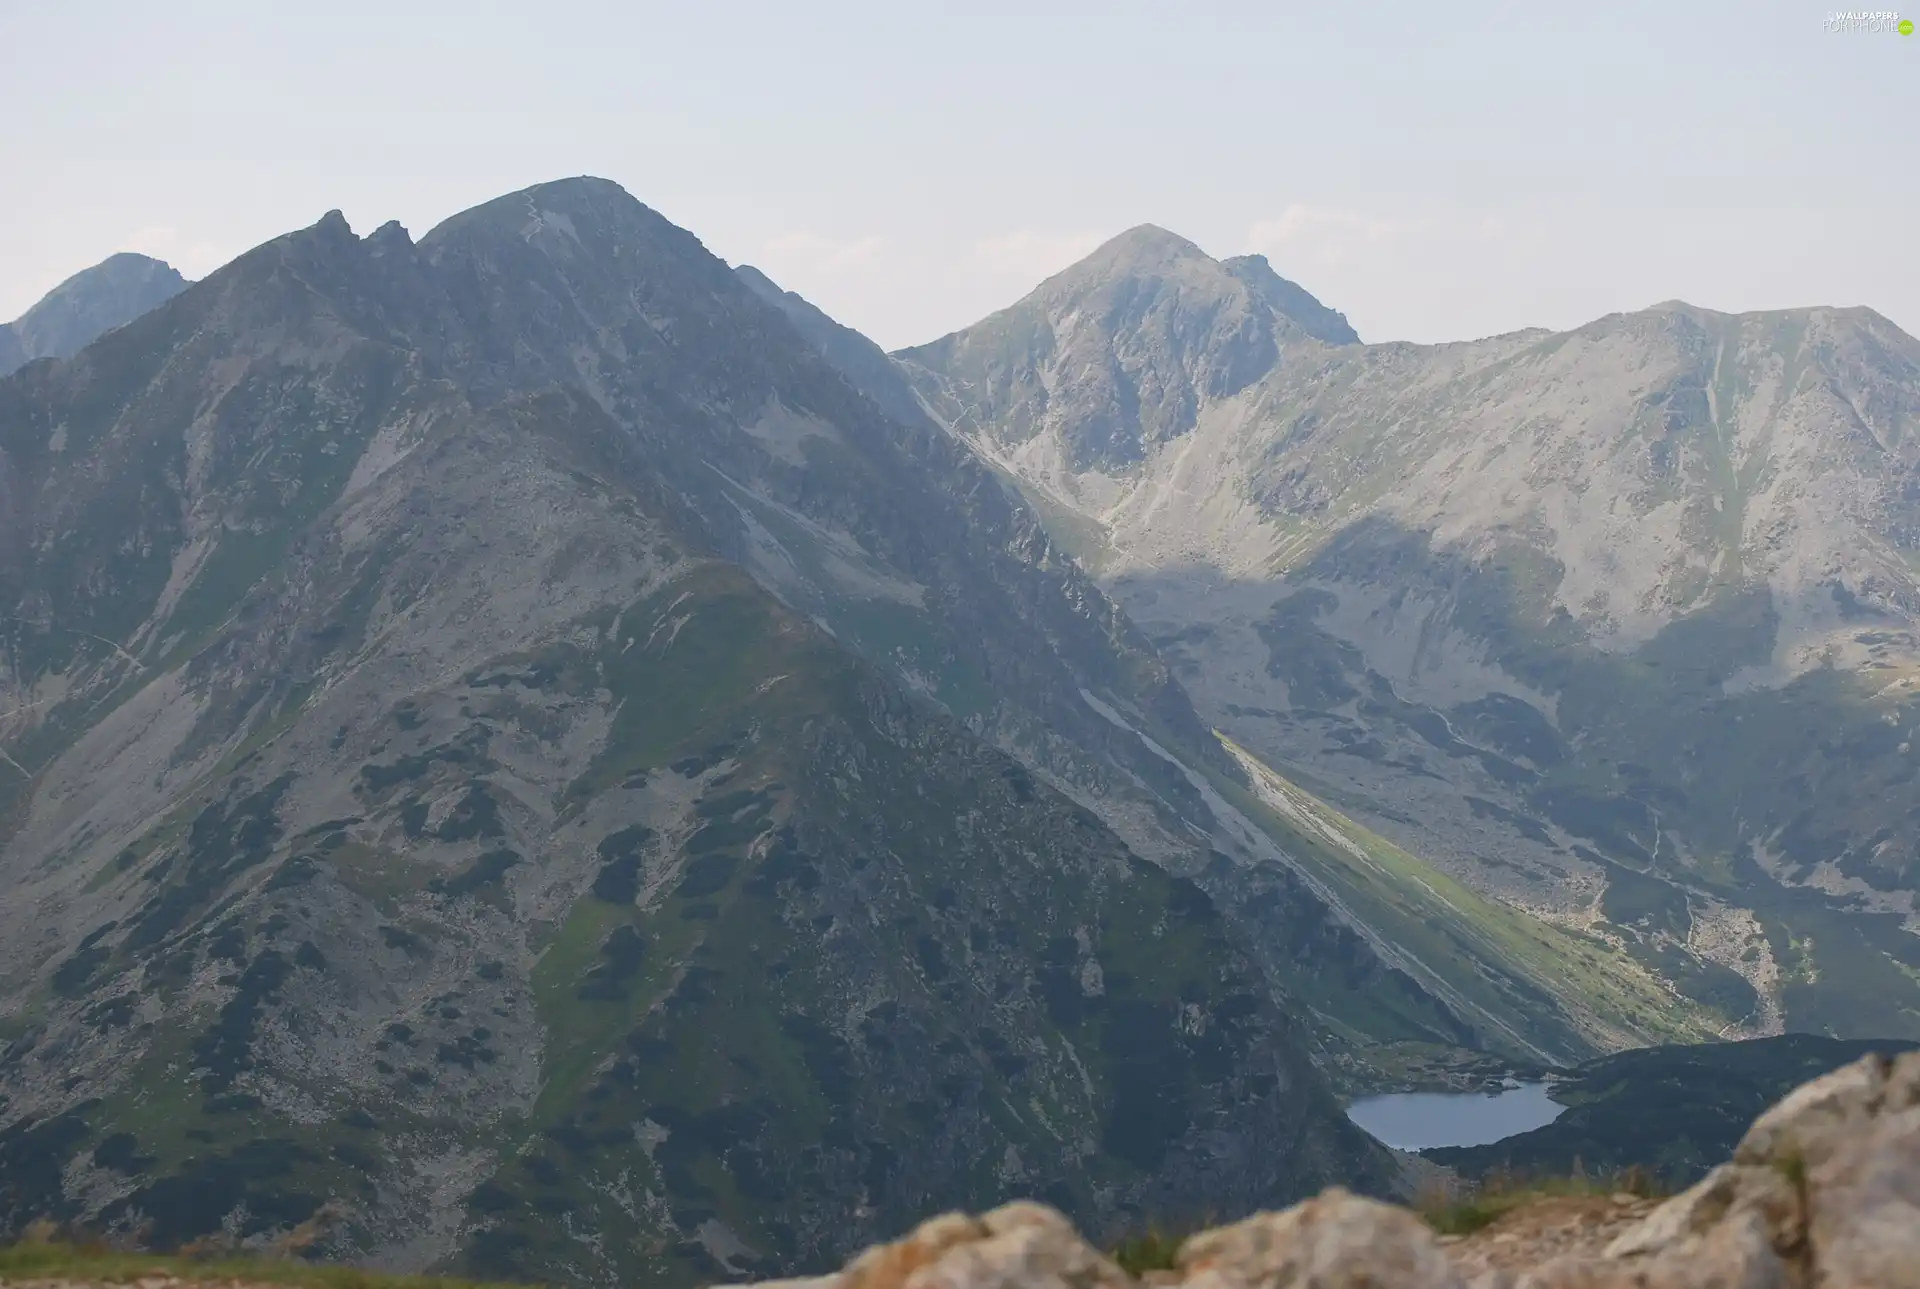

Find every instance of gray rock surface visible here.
[1175,1190,1463,1289]
[0,253,187,378]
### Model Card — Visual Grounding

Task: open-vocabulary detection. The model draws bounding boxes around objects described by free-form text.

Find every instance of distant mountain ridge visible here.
[0,252,187,378]
[891,228,1920,1042]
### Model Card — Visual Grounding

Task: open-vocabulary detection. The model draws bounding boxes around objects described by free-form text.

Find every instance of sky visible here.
[1,0,1915,351]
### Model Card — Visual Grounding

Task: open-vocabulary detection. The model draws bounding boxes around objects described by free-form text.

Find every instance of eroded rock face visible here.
[723,1053,1920,1289]
[746,1203,1135,1289]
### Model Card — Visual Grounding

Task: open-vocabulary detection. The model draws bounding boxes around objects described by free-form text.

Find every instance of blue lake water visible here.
[1344,1081,1565,1151]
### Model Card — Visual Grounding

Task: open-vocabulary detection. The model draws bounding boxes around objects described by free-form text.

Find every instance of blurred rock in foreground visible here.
[722,1050,1920,1289]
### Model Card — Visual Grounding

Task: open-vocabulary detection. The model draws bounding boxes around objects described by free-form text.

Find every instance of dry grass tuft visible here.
[1414,1164,1669,1236]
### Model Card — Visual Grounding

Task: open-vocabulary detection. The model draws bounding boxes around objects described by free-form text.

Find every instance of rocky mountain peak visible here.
[895,226,1358,473]
[1051,223,1211,284]
[1031,225,1248,317]
[0,251,189,378]
[413,176,775,406]
[366,219,413,255]
[419,174,699,268]
[1026,228,1349,349]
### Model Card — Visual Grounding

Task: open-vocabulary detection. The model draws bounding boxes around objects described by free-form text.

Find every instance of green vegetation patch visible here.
[568,564,852,798]
[1213,735,1724,1060]
[1416,1169,1669,1238]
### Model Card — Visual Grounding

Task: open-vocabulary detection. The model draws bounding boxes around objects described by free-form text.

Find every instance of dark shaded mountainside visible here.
[0,254,188,379]
[890,223,1920,1044]
[1425,1033,1920,1187]
[0,180,1414,1285]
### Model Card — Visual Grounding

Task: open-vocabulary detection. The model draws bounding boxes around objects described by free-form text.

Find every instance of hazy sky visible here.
[2,1,1915,350]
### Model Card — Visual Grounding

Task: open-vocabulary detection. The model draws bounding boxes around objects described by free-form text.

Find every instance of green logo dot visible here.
[1903,17,1916,33]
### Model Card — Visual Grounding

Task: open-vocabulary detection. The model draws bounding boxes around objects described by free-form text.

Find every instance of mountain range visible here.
[1,179,1916,1284]
[893,224,1920,1042]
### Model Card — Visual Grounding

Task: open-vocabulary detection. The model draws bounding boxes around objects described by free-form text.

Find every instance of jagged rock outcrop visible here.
[723,1051,1920,1289]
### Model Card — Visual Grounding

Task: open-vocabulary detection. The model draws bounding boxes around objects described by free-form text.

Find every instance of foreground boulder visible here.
[739,1203,1133,1289]
[1174,1191,1464,1289]
[722,1052,1920,1289]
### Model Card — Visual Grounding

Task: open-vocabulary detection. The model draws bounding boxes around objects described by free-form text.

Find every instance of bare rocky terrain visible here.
[893,227,1920,1041]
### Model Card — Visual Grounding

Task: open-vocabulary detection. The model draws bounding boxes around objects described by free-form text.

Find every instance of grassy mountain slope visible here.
[1210,736,1723,1060]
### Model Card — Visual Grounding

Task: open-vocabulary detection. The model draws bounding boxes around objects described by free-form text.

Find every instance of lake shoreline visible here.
[1328,1040,1566,1102]
[1345,1081,1569,1153]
